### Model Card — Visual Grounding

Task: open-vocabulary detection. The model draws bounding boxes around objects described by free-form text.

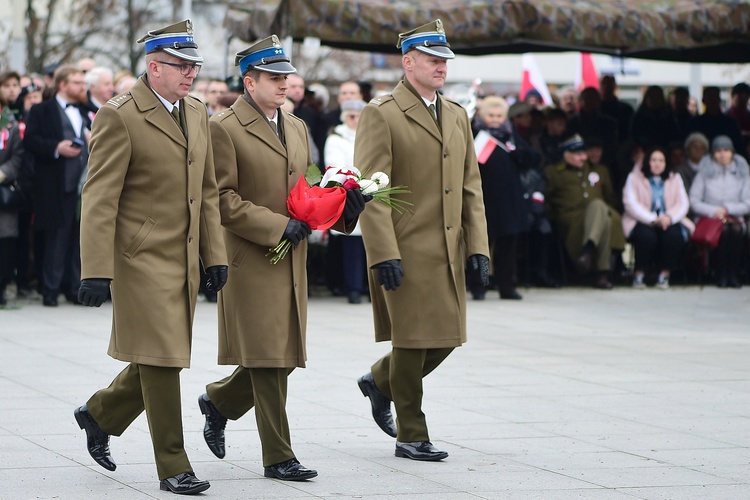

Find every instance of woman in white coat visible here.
[324,99,367,303]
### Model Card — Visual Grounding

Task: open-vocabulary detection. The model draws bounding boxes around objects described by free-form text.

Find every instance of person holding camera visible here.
[23,65,91,306]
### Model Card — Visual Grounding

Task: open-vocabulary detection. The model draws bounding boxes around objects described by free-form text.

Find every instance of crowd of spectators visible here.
[1,58,749,307]
[471,76,750,296]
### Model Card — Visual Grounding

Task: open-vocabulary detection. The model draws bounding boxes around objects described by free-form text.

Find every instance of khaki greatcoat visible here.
[80,76,227,368]
[210,96,350,368]
[355,80,489,349]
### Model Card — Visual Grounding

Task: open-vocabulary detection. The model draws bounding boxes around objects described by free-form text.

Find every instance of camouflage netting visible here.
[225,0,750,62]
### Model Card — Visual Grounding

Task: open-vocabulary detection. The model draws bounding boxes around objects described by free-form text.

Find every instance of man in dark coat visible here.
[23,65,91,306]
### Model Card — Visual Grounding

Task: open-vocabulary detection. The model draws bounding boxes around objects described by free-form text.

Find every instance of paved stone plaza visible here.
[1,285,749,499]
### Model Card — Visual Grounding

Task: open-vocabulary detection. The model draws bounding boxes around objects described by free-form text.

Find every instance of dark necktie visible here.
[171,106,181,127]
[428,103,437,121]
[269,120,277,136]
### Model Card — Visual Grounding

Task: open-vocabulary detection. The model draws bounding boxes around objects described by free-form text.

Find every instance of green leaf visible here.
[305,163,323,186]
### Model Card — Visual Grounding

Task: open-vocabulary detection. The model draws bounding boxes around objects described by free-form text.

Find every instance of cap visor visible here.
[254,61,297,74]
[415,46,455,59]
[163,47,204,63]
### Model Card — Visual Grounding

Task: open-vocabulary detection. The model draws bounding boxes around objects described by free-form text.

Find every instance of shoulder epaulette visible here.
[443,96,464,109]
[106,93,133,108]
[369,95,393,107]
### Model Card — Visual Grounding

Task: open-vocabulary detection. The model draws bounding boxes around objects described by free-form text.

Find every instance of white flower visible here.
[370,172,390,189]
[321,166,361,187]
[359,179,379,194]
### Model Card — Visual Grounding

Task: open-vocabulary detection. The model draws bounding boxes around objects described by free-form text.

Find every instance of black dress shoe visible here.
[73,405,116,471]
[159,472,210,495]
[357,372,397,438]
[43,293,58,307]
[500,289,523,300]
[198,393,227,458]
[263,458,317,481]
[347,291,362,304]
[395,441,448,461]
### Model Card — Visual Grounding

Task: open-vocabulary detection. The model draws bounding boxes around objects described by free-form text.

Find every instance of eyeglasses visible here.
[157,60,202,77]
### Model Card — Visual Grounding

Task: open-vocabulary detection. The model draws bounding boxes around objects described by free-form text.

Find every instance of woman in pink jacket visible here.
[622,147,695,289]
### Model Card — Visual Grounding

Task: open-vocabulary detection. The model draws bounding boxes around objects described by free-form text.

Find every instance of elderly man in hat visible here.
[354,19,490,461]
[73,19,227,495]
[544,134,623,289]
[197,35,365,481]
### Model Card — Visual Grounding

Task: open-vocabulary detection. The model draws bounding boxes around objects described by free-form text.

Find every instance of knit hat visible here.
[711,135,734,152]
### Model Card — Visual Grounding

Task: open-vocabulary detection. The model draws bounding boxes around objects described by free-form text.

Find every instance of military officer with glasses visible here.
[73,20,227,495]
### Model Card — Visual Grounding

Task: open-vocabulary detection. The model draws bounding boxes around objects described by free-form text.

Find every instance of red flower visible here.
[287,176,347,231]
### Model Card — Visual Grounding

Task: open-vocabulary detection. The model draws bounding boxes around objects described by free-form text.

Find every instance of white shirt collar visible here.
[421,95,437,108]
[152,89,179,112]
[55,94,73,109]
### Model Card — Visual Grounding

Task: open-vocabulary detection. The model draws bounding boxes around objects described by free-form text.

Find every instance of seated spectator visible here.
[674,132,709,193]
[474,96,531,300]
[622,147,694,289]
[689,135,750,288]
[544,134,625,289]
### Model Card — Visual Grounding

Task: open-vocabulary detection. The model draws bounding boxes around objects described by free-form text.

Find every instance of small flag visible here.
[474,130,500,164]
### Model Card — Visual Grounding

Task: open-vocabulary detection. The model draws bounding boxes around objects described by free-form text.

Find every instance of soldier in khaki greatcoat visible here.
[196,36,365,481]
[354,20,490,461]
[73,20,227,495]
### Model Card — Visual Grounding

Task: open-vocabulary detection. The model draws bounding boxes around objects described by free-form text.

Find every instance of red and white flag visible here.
[519,53,553,106]
[474,130,500,164]
[575,52,600,92]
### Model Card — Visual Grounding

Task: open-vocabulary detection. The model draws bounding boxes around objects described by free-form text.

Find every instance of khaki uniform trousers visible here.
[86,363,191,480]
[206,367,295,466]
[582,199,613,271]
[371,347,454,442]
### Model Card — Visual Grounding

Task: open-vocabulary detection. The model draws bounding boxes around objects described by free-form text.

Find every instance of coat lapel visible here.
[131,77,187,148]
[393,82,442,143]
[438,94,458,145]
[185,98,202,156]
[231,98,287,158]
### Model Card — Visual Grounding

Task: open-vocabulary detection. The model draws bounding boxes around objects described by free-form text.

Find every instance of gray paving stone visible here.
[1,287,750,498]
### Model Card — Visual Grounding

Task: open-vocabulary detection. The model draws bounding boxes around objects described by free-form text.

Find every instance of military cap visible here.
[235,35,296,75]
[560,134,586,152]
[397,19,455,59]
[137,19,203,63]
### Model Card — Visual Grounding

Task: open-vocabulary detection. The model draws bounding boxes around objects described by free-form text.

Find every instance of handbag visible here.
[691,216,724,248]
[0,181,23,210]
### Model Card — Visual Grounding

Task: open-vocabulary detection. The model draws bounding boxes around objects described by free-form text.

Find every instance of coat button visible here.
[189,197,194,204]
[188,159,193,165]
[446,224,453,230]
[443,151,448,158]
[583,192,589,198]
[188,236,193,243]
[445,188,451,193]
[289,169,293,175]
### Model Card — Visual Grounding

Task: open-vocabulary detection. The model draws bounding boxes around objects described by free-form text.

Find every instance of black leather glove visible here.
[467,254,490,287]
[77,278,111,307]
[205,265,228,293]
[283,219,312,247]
[372,259,404,291]
[344,188,366,223]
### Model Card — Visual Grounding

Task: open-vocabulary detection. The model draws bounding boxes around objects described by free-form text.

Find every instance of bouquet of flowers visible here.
[267,164,411,264]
